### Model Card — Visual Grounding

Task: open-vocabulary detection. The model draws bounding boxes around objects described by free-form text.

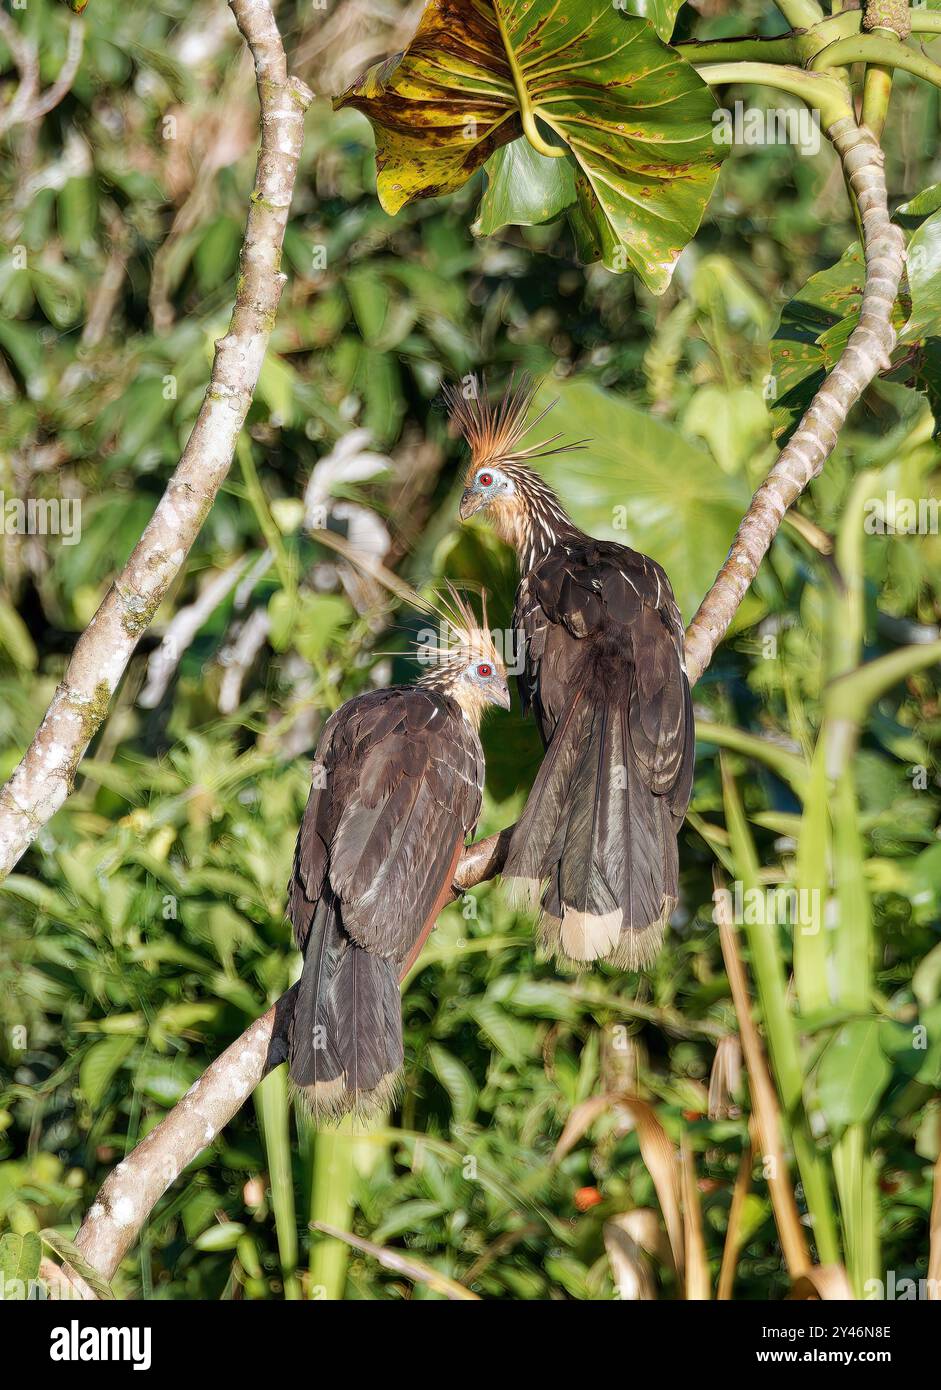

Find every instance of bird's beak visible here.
[459,488,486,521]
[490,681,512,711]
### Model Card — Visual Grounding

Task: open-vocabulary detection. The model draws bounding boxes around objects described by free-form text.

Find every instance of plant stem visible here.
[694,62,853,127]
[254,1067,302,1299]
[236,437,296,598]
[676,9,863,67]
[773,0,826,31]
[493,1,564,159]
[684,119,905,685]
[679,36,806,65]
[862,63,894,140]
[813,34,941,91]
[721,761,841,1264]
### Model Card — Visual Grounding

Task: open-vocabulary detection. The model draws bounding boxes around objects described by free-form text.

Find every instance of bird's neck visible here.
[416,667,486,730]
[490,472,581,572]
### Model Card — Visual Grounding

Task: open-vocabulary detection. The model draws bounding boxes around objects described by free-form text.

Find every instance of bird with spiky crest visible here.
[287,585,509,1120]
[448,374,694,970]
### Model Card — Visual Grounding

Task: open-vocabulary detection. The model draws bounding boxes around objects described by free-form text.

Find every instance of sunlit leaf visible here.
[335,0,723,289]
[816,1021,890,1132]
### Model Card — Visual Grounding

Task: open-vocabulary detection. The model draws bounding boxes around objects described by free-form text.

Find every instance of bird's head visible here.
[445,374,584,547]
[458,462,518,522]
[417,584,510,721]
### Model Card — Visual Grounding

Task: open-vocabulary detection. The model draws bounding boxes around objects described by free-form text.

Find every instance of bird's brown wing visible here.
[289,686,483,972]
[515,539,693,817]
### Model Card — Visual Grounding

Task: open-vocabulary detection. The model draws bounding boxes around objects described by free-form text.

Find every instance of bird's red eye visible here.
[478,472,493,487]
[477,663,492,678]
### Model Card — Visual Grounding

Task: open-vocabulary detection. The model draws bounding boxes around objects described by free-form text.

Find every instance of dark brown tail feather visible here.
[504,694,676,969]
[288,895,403,1122]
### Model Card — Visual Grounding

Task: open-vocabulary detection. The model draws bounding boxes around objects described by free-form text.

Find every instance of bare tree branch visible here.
[25,16,84,121]
[69,991,297,1294]
[68,841,508,1293]
[65,117,905,1293]
[0,0,313,881]
[0,12,83,141]
[0,9,40,138]
[684,119,905,684]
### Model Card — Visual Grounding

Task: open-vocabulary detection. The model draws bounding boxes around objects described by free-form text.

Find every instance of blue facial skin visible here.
[459,467,508,520]
[464,658,511,710]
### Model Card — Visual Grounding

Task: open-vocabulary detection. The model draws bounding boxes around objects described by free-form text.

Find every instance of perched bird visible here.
[449,376,694,970]
[287,589,510,1120]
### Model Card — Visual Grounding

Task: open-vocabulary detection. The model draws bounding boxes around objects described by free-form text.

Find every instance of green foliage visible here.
[770,186,941,438]
[1,0,940,1302]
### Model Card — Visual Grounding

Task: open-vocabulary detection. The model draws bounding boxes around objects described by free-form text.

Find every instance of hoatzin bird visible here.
[287,589,509,1120]
[448,376,694,970]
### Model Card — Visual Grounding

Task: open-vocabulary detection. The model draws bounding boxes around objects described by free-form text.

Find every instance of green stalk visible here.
[695,63,853,127]
[862,64,894,140]
[792,743,831,1017]
[676,9,863,67]
[722,759,840,1263]
[254,1067,302,1300]
[819,473,879,1295]
[697,719,809,799]
[829,471,873,685]
[308,1123,356,1300]
[773,0,826,30]
[833,1126,879,1297]
[826,638,941,730]
[832,769,870,1015]
[812,35,941,92]
[236,436,296,599]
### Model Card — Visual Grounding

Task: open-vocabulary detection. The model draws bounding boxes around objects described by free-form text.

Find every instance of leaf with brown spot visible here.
[335,0,724,292]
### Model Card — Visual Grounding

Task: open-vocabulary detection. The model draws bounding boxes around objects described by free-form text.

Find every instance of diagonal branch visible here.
[683,118,905,684]
[66,839,506,1294]
[0,0,313,883]
[67,114,904,1293]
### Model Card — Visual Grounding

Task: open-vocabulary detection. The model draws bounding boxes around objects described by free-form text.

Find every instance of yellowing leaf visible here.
[336,0,723,291]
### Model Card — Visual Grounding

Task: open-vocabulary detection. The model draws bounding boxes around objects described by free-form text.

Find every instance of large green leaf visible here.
[475,138,576,235]
[770,189,941,437]
[898,195,941,423]
[335,0,723,291]
[524,377,749,620]
[621,0,686,41]
[815,1020,890,1132]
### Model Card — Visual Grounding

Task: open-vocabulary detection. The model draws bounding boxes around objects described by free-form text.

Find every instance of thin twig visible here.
[26,17,84,121]
[714,870,811,1278]
[0,13,84,140]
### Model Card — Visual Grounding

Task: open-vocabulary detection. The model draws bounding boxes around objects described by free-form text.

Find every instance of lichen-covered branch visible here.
[0,0,313,882]
[683,119,905,684]
[68,991,296,1293]
[66,836,509,1294]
